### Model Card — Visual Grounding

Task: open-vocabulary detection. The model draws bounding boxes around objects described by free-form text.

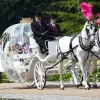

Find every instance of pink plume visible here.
[80,2,93,20]
[96,13,100,18]
[95,19,100,27]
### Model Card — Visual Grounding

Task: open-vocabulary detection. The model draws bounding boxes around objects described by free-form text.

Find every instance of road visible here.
[0,82,100,100]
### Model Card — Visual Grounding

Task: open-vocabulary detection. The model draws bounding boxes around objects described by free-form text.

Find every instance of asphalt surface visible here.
[0,82,100,100]
[0,93,100,100]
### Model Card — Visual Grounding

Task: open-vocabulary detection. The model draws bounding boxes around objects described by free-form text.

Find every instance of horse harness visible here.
[59,23,96,62]
[90,31,100,59]
[69,23,96,61]
[97,30,100,47]
[46,23,97,70]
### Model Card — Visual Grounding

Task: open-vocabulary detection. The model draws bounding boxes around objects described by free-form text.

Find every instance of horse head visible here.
[81,20,96,47]
[95,28,100,46]
[85,20,96,42]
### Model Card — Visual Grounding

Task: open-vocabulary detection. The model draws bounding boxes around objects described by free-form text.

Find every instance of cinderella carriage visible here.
[0,18,72,90]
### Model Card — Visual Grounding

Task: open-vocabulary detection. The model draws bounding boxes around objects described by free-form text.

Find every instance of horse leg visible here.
[79,60,90,90]
[78,61,91,88]
[59,61,64,90]
[78,76,83,87]
[93,60,97,88]
[84,60,91,88]
[70,61,79,87]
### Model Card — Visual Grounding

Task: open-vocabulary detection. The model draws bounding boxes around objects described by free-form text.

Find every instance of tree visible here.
[0,0,100,36]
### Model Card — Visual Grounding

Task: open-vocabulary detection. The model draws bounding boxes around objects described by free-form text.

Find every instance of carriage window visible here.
[10,24,31,54]
[2,33,10,43]
[3,24,33,54]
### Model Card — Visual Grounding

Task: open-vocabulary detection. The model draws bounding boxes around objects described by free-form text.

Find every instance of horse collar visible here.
[79,37,92,51]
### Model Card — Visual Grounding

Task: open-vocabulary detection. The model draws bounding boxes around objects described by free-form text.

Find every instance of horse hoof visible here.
[60,87,64,90]
[87,83,91,88]
[85,87,90,90]
[93,85,97,88]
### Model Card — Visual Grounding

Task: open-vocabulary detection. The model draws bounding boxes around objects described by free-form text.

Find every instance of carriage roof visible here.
[3,23,32,37]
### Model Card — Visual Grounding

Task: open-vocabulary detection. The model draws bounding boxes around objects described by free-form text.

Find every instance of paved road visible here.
[0,82,100,100]
[0,94,100,100]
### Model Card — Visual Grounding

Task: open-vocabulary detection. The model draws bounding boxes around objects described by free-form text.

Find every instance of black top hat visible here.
[35,12,41,17]
[50,14,57,19]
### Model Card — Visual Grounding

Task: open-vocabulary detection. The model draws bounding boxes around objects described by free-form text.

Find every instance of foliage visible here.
[0,0,100,82]
[0,0,100,36]
[48,73,71,82]
[1,73,12,83]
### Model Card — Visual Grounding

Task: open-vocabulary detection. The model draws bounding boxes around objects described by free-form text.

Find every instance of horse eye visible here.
[94,27,97,32]
[86,28,89,33]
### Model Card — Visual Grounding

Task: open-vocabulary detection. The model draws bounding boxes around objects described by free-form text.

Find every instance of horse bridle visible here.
[85,24,96,38]
[96,30,100,47]
[89,29,100,60]
[79,23,96,51]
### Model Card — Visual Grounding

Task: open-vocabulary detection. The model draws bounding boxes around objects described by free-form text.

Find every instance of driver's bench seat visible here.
[47,40,59,60]
[37,40,59,62]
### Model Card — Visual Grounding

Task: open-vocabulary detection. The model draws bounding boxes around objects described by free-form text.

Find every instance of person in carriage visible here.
[31,12,62,54]
[31,12,48,54]
[46,14,62,40]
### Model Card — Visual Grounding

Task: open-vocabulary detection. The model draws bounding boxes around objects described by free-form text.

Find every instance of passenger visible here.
[2,33,9,51]
[46,14,62,40]
[31,12,48,54]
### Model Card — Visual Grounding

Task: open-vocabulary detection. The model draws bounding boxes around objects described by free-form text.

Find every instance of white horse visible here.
[59,20,96,90]
[76,28,100,88]
[91,28,100,88]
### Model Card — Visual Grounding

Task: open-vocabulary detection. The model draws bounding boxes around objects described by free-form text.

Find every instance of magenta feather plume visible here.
[80,2,93,20]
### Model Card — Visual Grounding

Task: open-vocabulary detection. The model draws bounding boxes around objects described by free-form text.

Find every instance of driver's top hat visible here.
[35,12,41,17]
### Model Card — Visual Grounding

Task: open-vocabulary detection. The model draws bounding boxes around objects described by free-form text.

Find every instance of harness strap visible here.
[79,37,89,51]
[46,45,78,70]
[79,36,95,61]
[79,37,94,51]
[46,56,64,70]
[69,36,78,61]
[90,50,100,59]
[97,32,100,47]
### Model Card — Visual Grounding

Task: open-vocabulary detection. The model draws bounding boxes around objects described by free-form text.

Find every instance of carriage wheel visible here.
[34,61,46,89]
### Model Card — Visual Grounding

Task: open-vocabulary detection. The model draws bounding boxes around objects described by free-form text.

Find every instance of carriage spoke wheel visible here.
[34,61,46,90]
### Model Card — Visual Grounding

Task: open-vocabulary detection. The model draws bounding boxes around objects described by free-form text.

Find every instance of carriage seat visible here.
[48,40,58,58]
[37,40,59,62]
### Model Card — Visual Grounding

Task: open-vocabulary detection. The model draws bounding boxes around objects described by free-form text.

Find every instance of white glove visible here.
[41,33,45,35]
[55,37,60,40]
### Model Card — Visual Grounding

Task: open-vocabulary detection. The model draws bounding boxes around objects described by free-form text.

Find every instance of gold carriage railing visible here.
[20,18,33,24]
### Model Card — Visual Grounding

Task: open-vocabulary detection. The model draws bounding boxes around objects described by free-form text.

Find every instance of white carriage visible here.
[1,20,96,90]
[1,23,72,90]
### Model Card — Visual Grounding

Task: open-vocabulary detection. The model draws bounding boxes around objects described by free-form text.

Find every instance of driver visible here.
[31,12,48,54]
[46,14,62,40]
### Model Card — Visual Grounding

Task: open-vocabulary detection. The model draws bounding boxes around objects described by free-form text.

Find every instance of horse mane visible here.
[80,21,88,35]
